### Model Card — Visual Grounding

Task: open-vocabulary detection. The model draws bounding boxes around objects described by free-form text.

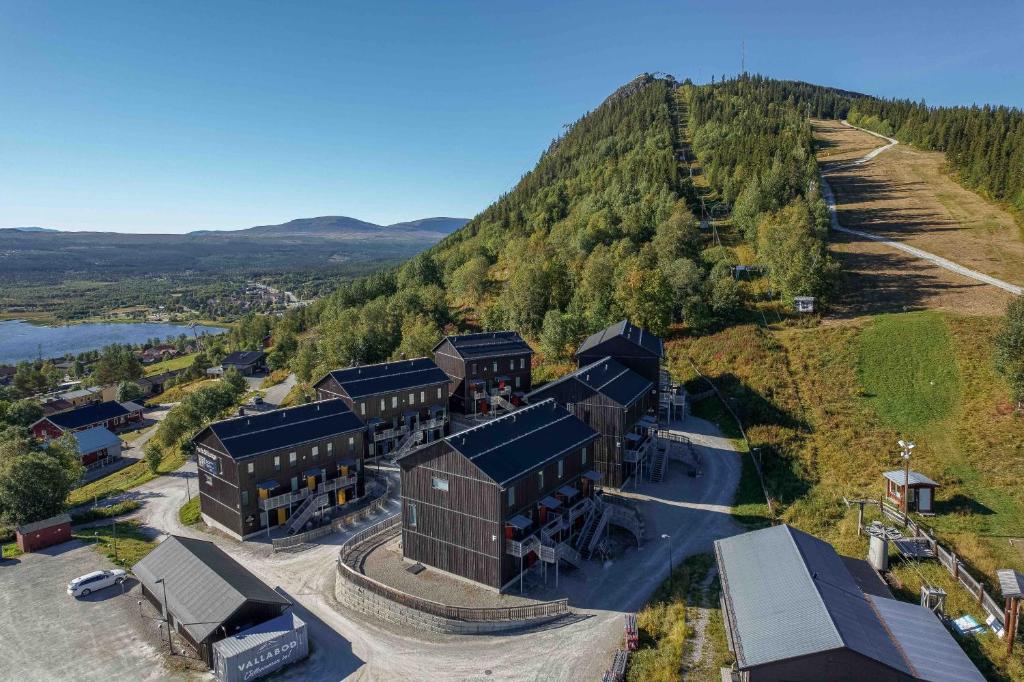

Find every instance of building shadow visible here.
[35,538,90,557]
[80,576,139,602]
[934,494,995,517]
[273,588,365,681]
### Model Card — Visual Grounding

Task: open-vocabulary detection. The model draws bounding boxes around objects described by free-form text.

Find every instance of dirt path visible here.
[814,119,1021,316]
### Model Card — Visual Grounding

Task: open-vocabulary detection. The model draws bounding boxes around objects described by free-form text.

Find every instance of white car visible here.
[66,569,127,597]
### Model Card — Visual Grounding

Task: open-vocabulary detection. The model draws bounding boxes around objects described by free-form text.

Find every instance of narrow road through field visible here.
[821,122,1023,297]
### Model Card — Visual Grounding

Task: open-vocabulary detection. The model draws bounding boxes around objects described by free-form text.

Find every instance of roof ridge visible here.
[213,398,338,426]
[462,412,576,464]
[450,398,556,439]
[218,409,347,443]
[864,595,919,677]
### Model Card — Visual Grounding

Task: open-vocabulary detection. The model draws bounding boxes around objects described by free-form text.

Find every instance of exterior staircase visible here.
[490,393,515,414]
[389,428,424,462]
[287,492,328,534]
[650,441,668,482]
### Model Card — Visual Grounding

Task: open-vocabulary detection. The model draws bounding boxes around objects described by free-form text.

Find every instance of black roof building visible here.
[399,399,600,589]
[432,331,534,414]
[315,357,449,400]
[220,351,266,375]
[36,400,130,432]
[133,535,291,666]
[530,356,653,409]
[575,320,663,385]
[204,399,364,461]
[192,400,368,539]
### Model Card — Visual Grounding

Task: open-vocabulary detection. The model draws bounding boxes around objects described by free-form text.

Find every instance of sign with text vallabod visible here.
[213,613,308,682]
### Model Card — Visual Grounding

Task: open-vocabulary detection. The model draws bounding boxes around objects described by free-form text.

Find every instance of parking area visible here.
[0,541,183,681]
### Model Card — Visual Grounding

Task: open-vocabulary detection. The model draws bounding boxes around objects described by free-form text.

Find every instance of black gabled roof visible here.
[576,319,663,359]
[445,399,598,486]
[202,399,363,460]
[528,356,653,408]
[433,331,533,360]
[42,400,129,430]
[132,535,290,644]
[316,357,449,400]
[222,350,265,366]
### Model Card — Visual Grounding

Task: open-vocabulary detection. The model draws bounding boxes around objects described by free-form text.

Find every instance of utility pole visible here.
[898,440,915,515]
[155,578,172,654]
[111,519,118,563]
[741,41,745,75]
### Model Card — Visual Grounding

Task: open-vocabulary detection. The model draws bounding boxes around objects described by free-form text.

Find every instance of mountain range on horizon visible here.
[3,215,469,237]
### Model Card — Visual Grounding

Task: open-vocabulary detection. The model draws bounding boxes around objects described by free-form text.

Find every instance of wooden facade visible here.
[399,402,599,590]
[575,320,663,386]
[192,403,367,539]
[432,332,533,414]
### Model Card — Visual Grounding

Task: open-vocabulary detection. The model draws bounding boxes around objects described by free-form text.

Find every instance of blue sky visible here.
[2,1,1021,233]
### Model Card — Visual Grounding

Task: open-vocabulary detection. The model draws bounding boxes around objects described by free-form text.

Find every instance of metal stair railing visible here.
[574,497,605,551]
[390,428,424,461]
[650,443,668,482]
[556,542,583,569]
[287,492,327,534]
[584,505,612,558]
[490,393,515,413]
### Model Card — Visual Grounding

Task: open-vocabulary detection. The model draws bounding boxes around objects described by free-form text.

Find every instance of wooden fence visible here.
[336,516,570,623]
[880,502,1004,628]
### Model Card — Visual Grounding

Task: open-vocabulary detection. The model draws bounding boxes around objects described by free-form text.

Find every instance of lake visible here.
[0,320,226,365]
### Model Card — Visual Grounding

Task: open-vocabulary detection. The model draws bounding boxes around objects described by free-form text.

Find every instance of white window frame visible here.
[360,402,365,416]
[408,502,417,527]
[508,486,515,507]
[537,470,544,488]
[392,396,398,408]
[247,462,254,474]
[312,445,319,458]
[558,459,564,479]
[274,455,281,471]
[380,398,386,411]
[289,451,297,465]
[420,390,425,402]
[520,358,525,369]
[409,392,415,405]
[431,477,449,492]
[326,442,333,453]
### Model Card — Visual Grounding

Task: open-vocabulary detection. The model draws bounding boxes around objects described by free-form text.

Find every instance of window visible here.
[582,447,588,465]
[348,436,355,452]
[537,470,544,488]
[515,376,521,388]
[520,358,526,369]
[471,363,477,374]
[437,387,442,399]
[508,486,515,507]
[509,359,514,371]
[247,462,254,474]
[492,361,497,372]
[291,477,298,491]
[431,477,449,492]
[380,398,385,411]
[360,402,365,416]
[409,393,415,405]
[558,459,564,479]
[326,442,333,454]
[241,490,249,507]
[408,503,417,527]
[420,390,425,402]
[391,396,398,408]
[205,474,213,487]
[274,456,281,472]
[289,451,297,465]
[312,445,319,458]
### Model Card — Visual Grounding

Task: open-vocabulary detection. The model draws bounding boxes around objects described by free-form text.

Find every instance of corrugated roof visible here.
[72,426,121,454]
[320,357,449,399]
[15,513,71,535]
[527,356,653,408]
[868,595,984,682]
[434,331,532,359]
[204,400,363,460]
[132,536,290,644]
[222,351,265,366]
[576,319,663,359]
[212,612,305,659]
[446,399,598,485]
[715,524,909,673]
[43,401,129,430]
[883,470,939,487]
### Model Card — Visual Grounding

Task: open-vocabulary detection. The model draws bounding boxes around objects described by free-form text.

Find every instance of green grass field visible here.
[74,521,155,568]
[178,496,200,525]
[143,352,198,376]
[69,445,186,507]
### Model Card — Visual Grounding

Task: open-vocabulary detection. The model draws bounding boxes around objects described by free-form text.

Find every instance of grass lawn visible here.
[145,378,217,406]
[1,542,22,559]
[119,424,154,444]
[74,521,156,568]
[178,497,200,525]
[144,352,198,376]
[69,445,185,507]
[260,369,290,389]
[857,311,960,429]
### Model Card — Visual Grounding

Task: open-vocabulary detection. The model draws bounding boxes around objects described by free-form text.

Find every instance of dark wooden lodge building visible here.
[527,357,658,488]
[575,319,663,385]
[133,535,292,666]
[432,331,533,415]
[398,398,600,591]
[192,400,366,539]
[313,357,450,459]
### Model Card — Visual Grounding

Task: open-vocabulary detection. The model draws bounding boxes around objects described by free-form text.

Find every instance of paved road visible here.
[123,413,742,681]
[821,122,1023,297]
[264,372,297,406]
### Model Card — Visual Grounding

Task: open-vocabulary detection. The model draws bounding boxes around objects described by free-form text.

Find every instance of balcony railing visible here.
[371,424,410,442]
[259,473,358,511]
[506,535,540,558]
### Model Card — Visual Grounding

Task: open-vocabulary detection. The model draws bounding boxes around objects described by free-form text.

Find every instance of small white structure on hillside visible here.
[794,296,816,313]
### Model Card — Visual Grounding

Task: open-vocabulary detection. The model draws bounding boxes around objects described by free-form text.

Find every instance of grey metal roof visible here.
[318,357,449,400]
[883,470,939,487]
[202,400,363,460]
[576,319,663,359]
[444,399,598,486]
[15,513,71,535]
[132,536,290,644]
[72,427,121,455]
[715,524,909,673]
[433,331,532,359]
[212,612,305,659]
[997,569,1024,598]
[221,350,265,366]
[868,595,984,682]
